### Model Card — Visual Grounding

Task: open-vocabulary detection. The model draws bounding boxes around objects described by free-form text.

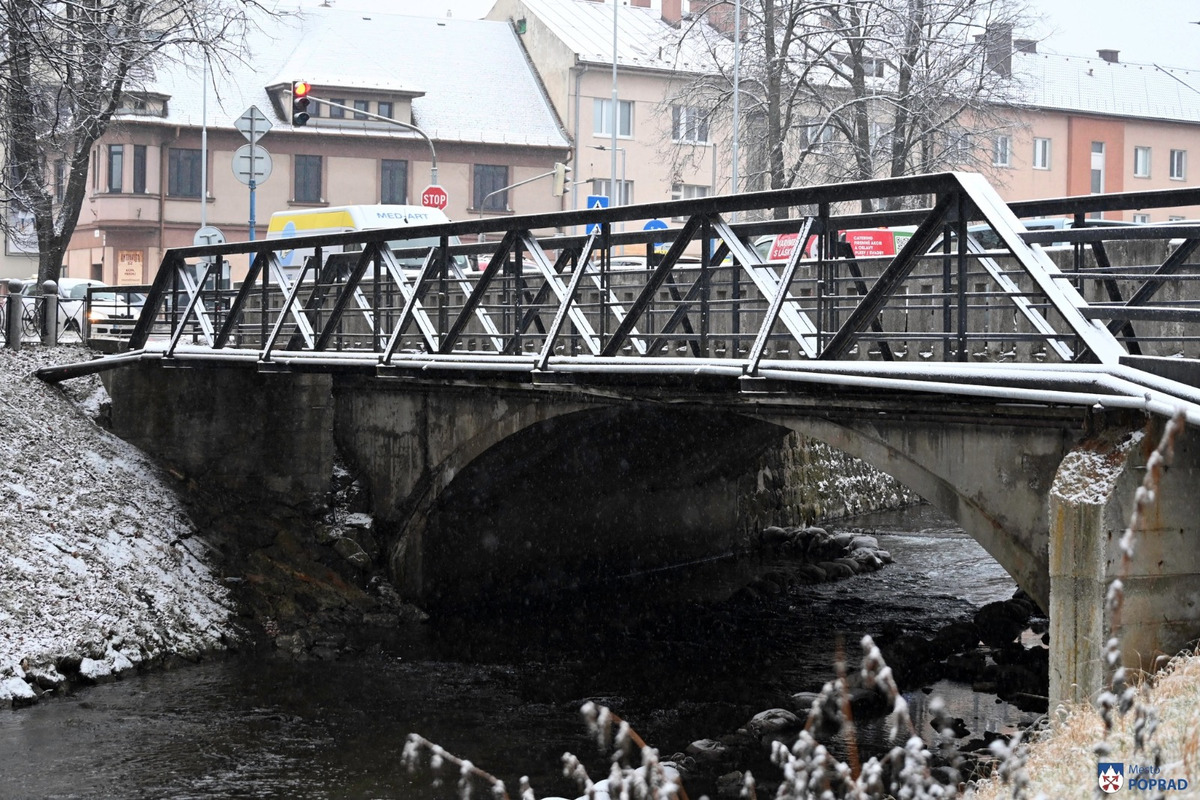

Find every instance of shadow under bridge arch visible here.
[408,405,791,608]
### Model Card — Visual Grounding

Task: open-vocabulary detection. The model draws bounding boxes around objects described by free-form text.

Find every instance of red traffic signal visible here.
[292,80,312,127]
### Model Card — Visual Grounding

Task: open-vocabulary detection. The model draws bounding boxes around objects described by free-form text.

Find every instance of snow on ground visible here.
[0,345,237,705]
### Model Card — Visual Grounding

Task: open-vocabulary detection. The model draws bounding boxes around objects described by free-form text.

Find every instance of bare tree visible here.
[665,0,1033,214]
[0,0,260,283]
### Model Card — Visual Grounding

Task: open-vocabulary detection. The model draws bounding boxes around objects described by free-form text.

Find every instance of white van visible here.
[265,204,465,276]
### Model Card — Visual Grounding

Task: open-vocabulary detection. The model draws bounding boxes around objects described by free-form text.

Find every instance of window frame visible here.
[672,105,711,145]
[1170,149,1187,180]
[329,99,346,119]
[591,178,633,206]
[381,158,408,205]
[1032,137,1051,170]
[993,134,1012,167]
[473,163,510,212]
[377,101,393,120]
[107,145,124,193]
[353,100,369,120]
[1134,146,1151,178]
[670,183,708,220]
[294,154,323,204]
[167,147,203,198]
[593,98,633,138]
[133,144,147,194]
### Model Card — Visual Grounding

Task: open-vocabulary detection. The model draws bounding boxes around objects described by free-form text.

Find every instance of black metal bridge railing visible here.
[39,171,1200,423]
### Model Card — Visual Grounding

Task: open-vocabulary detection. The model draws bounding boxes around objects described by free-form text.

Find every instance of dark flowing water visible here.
[0,506,1040,799]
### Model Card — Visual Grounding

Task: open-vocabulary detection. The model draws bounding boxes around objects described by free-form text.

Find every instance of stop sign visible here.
[421,184,448,210]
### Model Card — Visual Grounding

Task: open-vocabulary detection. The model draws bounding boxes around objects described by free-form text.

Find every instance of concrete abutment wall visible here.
[1049,422,1200,706]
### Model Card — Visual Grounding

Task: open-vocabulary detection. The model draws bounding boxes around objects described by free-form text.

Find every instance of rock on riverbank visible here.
[0,346,239,707]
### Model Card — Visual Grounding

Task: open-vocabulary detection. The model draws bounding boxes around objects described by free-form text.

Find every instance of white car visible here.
[20,278,104,336]
[86,287,147,338]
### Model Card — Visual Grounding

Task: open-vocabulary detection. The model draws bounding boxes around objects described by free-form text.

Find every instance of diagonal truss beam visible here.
[820,193,954,360]
[214,250,269,349]
[958,172,1126,365]
[535,232,603,369]
[747,217,815,373]
[709,216,820,358]
[438,231,514,353]
[382,248,442,362]
[1088,241,1140,354]
[1106,237,1200,336]
[518,233,603,357]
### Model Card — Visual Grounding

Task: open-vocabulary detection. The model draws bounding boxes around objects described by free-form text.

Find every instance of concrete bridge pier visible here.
[1048,420,1200,707]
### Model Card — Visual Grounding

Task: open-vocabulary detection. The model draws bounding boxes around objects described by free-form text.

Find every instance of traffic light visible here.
[292,80,312,127]
[552,161,570,196]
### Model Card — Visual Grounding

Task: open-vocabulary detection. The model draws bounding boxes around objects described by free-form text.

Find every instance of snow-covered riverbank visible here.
[1,346,238,706]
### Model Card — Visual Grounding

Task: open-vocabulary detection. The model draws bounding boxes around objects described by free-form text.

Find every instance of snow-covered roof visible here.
[121,6,569,148]
[515,0,718,74]
[1010,50,1200,123]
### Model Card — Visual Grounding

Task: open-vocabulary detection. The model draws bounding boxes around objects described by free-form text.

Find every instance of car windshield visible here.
[387,236,470,271]
[91,291,146,304]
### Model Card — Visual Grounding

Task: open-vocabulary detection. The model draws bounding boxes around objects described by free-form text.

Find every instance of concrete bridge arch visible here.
[103,363,1200,703]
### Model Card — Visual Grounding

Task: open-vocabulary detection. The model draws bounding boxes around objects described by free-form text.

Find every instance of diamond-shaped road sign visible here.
[234,105,273,144]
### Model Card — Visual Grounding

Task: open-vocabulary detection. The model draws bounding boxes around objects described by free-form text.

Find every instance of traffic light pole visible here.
[306,95,438,185]
[475,163,570,240]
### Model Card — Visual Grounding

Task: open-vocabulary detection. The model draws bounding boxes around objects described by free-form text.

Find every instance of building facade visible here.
[488,0,728,219]
[43,7,570,285]
[969,45,1200,220]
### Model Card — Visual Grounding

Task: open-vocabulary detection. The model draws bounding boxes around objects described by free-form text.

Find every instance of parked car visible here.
[86,287,146,338]
[20,277,104,335]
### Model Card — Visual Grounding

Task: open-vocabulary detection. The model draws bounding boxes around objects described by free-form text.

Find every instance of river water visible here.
[0,505,1040,799]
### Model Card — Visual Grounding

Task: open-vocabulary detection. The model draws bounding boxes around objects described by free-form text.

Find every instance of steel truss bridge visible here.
[42,172,1200,422]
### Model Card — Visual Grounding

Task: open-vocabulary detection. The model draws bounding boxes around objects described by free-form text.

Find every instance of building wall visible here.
[996,110,1200,221]
[65,123,570,284]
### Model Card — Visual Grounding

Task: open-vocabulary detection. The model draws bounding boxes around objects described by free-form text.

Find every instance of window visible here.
[802,118,836,152]
[1133,213,1150,224]
[593,98,633,137]
[945,131,972,163]
[1032,137,1051,170]
[992,135,1011,167]
[167,148,202,197]
[378,101,393,119]
[474,164,509,211]
[1170,215,1186,222]
[381,159,408,204]
[671,183,710,202]
[1091,141,1106,193]
[107,145,124,192]
[353,100,369,120]
[1170,149,1187,180]
[133,145,147,194]
[672,105,710,144]
[671,183,708,220]
[1134,146,1151,178]
[294,155,323,203]
[329,99,346,119]
[592,178,633,205]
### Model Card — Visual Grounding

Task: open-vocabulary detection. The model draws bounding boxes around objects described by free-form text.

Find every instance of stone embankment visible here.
[667,523,1051,796]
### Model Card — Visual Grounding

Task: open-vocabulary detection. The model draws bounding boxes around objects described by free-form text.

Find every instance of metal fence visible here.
[110,172,1200,377]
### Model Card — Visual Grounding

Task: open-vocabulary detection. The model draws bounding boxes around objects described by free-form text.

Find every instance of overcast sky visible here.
[1031,0,1200,69]
[288,0,1200,71]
